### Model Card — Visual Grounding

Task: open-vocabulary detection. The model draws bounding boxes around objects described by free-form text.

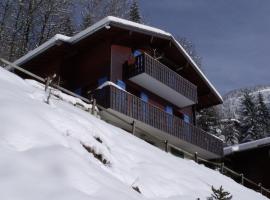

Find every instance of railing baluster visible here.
[95,85,222,156]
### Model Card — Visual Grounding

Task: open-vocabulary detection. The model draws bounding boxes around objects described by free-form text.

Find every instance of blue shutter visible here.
[117,80,126,90]
[140,92,148,102]
[98,77,108,86]
[133,50,142,57]
[165,105,173,115]
[184,114,190,124]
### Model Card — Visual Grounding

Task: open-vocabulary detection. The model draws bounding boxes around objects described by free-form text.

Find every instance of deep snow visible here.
[0,67,267,200]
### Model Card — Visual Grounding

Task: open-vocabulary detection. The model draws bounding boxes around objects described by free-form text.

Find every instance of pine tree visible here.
[129,0,141,23]
[197,107,221,136]
[207,186,232,200]
[256,92,270,137]
[239,90,261,142]
[177,37,202,69]
[221,118,240,145]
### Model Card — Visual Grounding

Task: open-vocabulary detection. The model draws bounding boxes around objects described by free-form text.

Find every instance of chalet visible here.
[14,16,223,159]
[224,137,270,190]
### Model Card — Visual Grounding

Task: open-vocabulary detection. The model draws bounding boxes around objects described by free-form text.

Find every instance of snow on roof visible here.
[224,137,270,155]
[13,16,222,103]
[14,34,71,66]
[70,16,171,44]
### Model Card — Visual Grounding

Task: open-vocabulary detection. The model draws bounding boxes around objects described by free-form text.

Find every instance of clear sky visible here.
[138,0,270,95]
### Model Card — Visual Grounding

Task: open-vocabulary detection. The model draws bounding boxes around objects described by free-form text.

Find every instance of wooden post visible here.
[220,163,224,174]
[132,120,136,135]
[240,173,244,185]
[194,152,198,163]
[259,183,262,194]
[164,140,168,152]
[45,77,51,92]
[92,99,96,116]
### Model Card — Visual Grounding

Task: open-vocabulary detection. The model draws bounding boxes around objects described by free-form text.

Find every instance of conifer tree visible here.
[207,186,232,200]
[129,0,141,23]
[197,107,221,136]
[239,90,261,142]
[256,92,270,137]
[221,118,240,145]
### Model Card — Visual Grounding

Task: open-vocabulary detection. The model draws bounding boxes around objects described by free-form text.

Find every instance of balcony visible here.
[94,85,223,158]
[125,53,197,108]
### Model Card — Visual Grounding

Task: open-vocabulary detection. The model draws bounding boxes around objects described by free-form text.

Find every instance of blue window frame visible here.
[140,92,148,121]
[133,50,142,57]
[140,92,148,102]
[184,114,190,124]
[116,80,126,90]
[165,105,173,115]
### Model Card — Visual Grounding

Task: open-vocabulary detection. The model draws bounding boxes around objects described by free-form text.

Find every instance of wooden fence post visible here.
[220,163,224,174]
[194,152,198,163]
[258,183,262,194]
[164,140,168,152]
[132,120,136,135]
[240,173,244,185]
[92,99,96,116]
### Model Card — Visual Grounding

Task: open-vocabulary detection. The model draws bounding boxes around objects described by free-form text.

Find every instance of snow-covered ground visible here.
[0,67,268,200]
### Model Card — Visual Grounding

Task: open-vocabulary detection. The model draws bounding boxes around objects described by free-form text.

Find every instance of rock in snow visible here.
[0,67,268,200]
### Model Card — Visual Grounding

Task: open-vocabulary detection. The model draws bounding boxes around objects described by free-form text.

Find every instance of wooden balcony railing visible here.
[125,53,198,103]
[94,85,223,156]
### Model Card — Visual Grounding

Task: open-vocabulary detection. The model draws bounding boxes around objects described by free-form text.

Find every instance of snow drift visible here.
[0,67,268,200]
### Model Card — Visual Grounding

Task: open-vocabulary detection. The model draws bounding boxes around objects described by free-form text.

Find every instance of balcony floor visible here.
[129,72,196,108]
[99,108,221,159]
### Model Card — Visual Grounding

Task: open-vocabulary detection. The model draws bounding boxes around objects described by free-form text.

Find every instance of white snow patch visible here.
[97,81,125,91]
[0,66,267,200]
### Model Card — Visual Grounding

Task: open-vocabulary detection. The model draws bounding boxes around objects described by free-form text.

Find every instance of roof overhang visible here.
[224,137,270,156]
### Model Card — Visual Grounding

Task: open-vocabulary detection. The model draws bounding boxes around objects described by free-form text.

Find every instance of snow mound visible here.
[0,67,268,200]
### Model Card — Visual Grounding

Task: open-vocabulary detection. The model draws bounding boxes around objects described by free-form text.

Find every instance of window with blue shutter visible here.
[116,80,126,90]
[140,92,148,102]
[133,50,142,57]
[140,92,148,121]
[183,114,190,124]
[165,105,173,115]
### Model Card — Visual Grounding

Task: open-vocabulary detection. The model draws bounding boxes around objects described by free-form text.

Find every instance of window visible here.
[140,92,148,102]
[165,105,173,115]
[183,114,190,124]
[116,80,126,90]
[133,50,142,57]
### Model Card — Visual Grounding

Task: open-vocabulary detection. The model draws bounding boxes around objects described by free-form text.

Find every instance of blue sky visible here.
[138,0,270,95]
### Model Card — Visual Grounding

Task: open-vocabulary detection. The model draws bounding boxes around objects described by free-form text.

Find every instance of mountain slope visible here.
[0,67,268,200]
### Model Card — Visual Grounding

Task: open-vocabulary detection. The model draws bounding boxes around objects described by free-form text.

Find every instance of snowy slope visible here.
[0,67,267,200]
[218,85,270,119]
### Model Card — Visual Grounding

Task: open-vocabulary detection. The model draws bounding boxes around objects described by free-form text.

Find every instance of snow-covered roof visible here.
[14,16,222,103]
[14,34,71,66]
[224,137,270,155]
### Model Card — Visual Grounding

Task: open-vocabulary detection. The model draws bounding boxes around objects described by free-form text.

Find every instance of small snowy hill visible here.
[218,85,270,119]
[0,67,268,200]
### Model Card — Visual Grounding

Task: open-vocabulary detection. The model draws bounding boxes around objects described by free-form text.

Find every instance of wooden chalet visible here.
[14,16,223,159]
